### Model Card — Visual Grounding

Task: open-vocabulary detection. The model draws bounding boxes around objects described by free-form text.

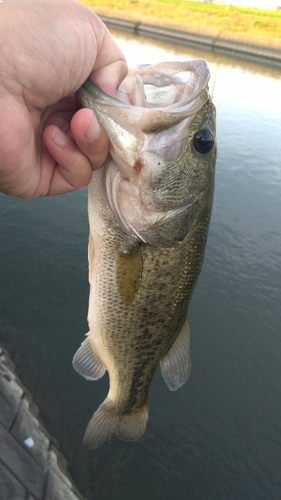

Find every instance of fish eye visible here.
[194,128,214,154]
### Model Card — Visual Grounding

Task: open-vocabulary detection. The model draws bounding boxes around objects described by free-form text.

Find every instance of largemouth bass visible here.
[73,59,216,448]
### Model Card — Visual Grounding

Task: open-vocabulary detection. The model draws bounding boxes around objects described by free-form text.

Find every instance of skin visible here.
[0,0,127,199]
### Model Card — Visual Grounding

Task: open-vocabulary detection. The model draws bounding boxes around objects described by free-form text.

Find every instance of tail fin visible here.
[83,399,149,448]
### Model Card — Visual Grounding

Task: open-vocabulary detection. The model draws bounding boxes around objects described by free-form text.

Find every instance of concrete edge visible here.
[0,344,85,500]
[99,15,281,68]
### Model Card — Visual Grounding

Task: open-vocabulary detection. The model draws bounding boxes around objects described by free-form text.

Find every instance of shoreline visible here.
[93,9,281,68]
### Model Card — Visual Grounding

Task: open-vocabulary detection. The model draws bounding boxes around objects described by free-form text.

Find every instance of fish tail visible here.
[83,399,149,448]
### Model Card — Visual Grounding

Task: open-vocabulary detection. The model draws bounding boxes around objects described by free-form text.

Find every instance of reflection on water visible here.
[0,32,281,500]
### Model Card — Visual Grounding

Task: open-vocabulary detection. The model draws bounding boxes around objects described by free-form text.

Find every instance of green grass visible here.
[80,0,281,39]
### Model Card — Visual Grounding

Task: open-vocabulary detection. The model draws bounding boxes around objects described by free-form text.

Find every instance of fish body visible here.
[73,60,216,448]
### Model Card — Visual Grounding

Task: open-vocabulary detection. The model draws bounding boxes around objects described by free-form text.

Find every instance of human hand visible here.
[0,0,127,199]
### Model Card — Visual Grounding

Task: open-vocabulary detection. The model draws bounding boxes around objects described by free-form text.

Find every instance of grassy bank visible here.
[80,0,281,42]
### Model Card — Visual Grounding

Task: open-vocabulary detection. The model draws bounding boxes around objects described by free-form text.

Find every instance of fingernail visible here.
[52,127,71,146]
[85,117,100,141]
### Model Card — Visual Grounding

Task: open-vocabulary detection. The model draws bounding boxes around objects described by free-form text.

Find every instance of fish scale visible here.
[73,59,216,448]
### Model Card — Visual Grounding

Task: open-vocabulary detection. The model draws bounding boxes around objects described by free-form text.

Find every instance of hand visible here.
[0,0,127,199]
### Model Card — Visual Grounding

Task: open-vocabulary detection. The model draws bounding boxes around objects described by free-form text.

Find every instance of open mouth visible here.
[77,59,211,135]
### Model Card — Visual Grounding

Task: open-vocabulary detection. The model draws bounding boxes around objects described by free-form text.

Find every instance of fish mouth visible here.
[77,59,210,133]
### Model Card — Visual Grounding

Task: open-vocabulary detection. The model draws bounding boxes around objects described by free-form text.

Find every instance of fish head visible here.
[77,59,216,246]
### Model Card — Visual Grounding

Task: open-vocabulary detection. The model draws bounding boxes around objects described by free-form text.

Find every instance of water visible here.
[1,32,281,499]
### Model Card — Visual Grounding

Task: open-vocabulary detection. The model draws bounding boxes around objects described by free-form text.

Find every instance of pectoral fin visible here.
[72,334,106,381]
[160,317,191,391]
[116,246,143,307]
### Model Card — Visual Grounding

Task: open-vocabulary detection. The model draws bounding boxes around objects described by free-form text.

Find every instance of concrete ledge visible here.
[99,15,281,68]
[0,345,84,500]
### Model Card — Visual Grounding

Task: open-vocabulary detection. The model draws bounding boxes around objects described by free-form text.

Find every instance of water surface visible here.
[0,32,281,499]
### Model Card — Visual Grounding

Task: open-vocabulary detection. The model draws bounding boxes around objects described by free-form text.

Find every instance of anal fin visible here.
[160,316,191,391]
[72,334,105,381]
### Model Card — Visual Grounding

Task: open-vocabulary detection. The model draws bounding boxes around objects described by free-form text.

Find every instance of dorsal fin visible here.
[72,334,105,381]
[88,235,95,284]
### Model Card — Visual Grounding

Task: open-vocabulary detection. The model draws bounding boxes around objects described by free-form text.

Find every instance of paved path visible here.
[0,344,84,500]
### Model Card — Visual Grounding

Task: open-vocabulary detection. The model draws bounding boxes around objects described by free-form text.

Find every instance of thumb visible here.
[88,17,128,96]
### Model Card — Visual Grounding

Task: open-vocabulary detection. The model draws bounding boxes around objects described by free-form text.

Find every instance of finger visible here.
[89,18,128,97]
[70,108,109,170]
[91,59,128,98]
[41,121,93,196]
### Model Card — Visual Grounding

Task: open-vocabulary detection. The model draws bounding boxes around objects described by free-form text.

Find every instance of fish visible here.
[73,59,216,448]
